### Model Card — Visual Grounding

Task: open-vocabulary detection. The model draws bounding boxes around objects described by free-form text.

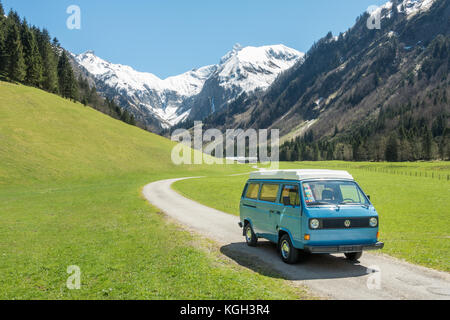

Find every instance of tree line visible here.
[280,88,449,162]
[0,2,136,126]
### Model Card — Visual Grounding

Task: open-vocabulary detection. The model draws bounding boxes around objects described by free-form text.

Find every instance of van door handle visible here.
[270,210,281,215]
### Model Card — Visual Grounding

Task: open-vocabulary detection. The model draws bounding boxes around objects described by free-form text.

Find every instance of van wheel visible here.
[345,252,363,261]
[279,234,299,264]
[244,224,257,247]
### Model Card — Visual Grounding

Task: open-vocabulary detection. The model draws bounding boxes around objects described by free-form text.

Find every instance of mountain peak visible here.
[232,43,243,52]
[220,43,302,66]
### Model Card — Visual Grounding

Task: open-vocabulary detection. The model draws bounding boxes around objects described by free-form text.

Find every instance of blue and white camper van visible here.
[238,170,384,264]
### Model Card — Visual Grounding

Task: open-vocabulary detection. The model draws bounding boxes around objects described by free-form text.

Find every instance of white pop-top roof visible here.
[249,169,354,181]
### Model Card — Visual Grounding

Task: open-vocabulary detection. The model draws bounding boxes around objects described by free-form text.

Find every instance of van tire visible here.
[244,223,258,247]
[279,234,299,264]
[345,252,363,261]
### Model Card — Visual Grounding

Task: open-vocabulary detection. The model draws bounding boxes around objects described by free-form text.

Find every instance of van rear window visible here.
[245,183,260,199]
[260,184,280,202]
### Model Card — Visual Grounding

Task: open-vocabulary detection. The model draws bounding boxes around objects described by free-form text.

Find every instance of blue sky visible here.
[3,0,387,78]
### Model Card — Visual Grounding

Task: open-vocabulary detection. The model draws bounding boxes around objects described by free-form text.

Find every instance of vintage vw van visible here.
[238,170,384,264]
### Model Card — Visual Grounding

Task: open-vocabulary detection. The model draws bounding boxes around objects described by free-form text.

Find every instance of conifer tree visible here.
[52,37,60,48]
[36,28,58,92]
[4,13,26,82]
[21,20,43,86]
[423,128,433,160]
[0,1,6,76]
[0,1,4,17]
[57,50,78,100]
[7,9,20,25]
[385,133,399,162]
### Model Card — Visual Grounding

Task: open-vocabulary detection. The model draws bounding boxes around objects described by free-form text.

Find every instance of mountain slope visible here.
[72,45,303,131]
[201,0,449,161]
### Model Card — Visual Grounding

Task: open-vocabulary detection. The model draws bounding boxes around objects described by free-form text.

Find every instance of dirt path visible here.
[142,178,450,300]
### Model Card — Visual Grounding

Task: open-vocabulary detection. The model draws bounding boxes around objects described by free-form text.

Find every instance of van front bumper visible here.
[304,242,384,254]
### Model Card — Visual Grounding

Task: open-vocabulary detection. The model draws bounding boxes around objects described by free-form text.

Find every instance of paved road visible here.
[143,178,450,300]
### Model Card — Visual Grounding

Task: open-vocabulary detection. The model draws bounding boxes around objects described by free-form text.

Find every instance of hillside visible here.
[199,0,449,162]
[0,82,177,186]
[0,82,309,299]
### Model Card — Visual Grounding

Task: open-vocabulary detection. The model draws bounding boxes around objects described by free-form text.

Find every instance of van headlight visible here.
[369,217,378,227]
[310,219,320,229]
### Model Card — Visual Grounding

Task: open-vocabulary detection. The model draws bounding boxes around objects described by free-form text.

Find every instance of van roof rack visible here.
[249,169,354,181]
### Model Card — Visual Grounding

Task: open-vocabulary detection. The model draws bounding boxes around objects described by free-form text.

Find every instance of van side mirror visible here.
[283,197,291,206]
[367,195,371,201]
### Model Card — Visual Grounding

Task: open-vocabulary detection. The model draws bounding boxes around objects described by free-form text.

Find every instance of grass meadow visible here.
[0,82,310,299]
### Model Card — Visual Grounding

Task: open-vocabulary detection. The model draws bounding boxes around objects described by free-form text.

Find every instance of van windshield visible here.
[302,181,369,207]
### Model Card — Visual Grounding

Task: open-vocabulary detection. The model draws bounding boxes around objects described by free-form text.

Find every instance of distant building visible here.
[225,157,258,164]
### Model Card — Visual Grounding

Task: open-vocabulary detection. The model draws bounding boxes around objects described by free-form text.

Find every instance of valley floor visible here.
[0,174,312,299]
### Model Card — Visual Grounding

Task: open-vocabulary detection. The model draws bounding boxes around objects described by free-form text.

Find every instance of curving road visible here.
[143,178,450,300]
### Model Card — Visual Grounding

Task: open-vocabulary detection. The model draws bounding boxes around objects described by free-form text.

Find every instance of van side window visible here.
[259,184,280,202]
[245,183,260,200]
[280,185,300,206]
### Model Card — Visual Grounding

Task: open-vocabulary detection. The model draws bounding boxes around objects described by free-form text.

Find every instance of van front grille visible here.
[320,217,373,229]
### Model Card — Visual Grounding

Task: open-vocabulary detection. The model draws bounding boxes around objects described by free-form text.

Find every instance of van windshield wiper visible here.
[307,201,333,206]
[339,201,370,208]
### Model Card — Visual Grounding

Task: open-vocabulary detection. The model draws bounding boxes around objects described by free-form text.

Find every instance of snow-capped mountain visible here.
[218,43,302,93]
[73,51,217,127]
[188,44,304,120]
[73,44,303,129]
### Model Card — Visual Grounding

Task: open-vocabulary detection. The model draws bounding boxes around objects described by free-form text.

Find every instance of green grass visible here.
[0,82,310,299]
[173,161,450,272]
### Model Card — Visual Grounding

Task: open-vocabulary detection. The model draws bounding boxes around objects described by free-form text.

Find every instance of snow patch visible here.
[217,44,304,92]
[400,0,436,18]
[370,0,436,21]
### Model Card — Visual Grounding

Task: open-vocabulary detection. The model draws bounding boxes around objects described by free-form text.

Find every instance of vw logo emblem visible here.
[344,220,351,228]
